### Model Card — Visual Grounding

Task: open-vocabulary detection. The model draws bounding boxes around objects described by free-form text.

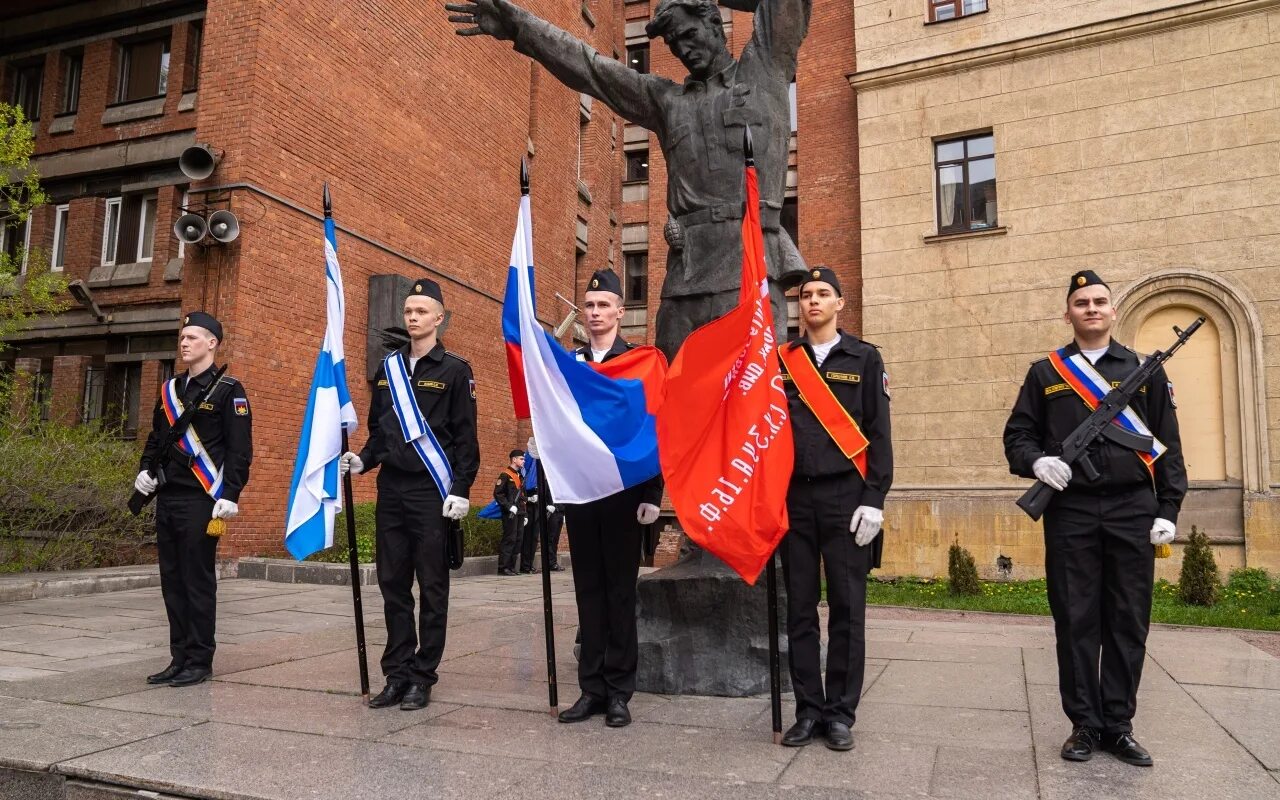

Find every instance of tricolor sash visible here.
[384,352,454,497]
[1048,348,1166,476]
[160,378,224,500]
[779,344,869,479]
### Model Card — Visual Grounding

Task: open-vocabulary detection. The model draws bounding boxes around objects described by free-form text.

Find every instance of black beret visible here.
[407,278,443,304]
[182,311,223,341]
[799,266,842,297]
[586,268,623,298]
[509,449,525,459]
[1067,270,1109,300]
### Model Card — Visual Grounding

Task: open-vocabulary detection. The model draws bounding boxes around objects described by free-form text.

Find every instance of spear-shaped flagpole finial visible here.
[520,158,530,196]
[323,182,332,220]
[743,126,754,166]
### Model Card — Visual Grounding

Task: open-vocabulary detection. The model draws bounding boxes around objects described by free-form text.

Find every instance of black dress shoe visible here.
[368,682,408,709]
[1106,732,1153,766]
[549,564,564,572]
[557,694,606,723]
[147,663,184,684]
[605,698,631,728]
[168,667,211,687]
[781,718,820,747]
[1061,726,1100,761]
[519,568,535,574]
[400,683,430,710]
[497,568,518,576]
[824,721,854,751]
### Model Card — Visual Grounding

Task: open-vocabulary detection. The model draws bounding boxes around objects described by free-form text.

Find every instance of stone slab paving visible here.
[0,574,1275,799]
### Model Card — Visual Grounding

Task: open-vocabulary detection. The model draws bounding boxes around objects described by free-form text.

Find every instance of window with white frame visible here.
[138,196,157,261]
[929,0,987,22]
[100,194,157,266]
[52,204,69,271]
[102,197,122,265]
[2,217,32,275]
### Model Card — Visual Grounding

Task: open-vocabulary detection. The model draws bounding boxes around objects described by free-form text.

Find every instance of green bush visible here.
[947,537,981,597]
[1223,567,1280,616]
[0,411,154,572]
[306,502,504,563]
[1178,525,1219,606]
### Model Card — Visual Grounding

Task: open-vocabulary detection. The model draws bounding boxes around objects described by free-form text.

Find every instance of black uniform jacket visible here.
[575,336,663,507]
[494,467,526,514]
[779,331,894,509]
[1003,339,1187,522]
[141,364,253,503]
[359,342,480,498]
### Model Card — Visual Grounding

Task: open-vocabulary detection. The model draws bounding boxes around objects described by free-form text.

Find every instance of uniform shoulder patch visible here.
[1167,381,1177,409]
[881,371,891,399]
[233,397,250,416]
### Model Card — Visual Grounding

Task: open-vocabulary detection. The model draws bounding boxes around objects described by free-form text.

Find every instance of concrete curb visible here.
[236,554,570,585]
[0,565,163,603]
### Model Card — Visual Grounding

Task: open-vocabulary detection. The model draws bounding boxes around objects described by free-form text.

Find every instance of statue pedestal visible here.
[635,546,790,697]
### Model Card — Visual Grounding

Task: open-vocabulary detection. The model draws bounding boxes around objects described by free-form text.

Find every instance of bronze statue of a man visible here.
[446,0,810,359]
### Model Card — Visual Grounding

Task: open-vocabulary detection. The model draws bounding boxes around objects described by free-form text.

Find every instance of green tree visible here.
[948,536,981,596]
[1178,525,1220,606]
[0,102,64,351]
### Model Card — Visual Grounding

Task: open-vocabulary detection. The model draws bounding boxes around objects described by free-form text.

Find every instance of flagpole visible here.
[766,552,783,745]
[522,158,559,717]
[326,183,371,704]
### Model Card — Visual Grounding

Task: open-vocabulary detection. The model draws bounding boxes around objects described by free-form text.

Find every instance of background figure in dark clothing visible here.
[135,311,253,688]
[1004,270,1185,767]
[495,449,527,576]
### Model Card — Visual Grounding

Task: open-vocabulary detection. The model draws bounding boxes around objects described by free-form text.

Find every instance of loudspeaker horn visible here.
[173,213,208,244]
[207,210,240,243]
[178,144,221,180]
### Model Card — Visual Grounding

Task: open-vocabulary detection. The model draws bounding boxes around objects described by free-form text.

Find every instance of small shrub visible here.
[948,537,981,597]
[1225,567,1272,597]
[1178,526,1219,606]
[305,502,504,563]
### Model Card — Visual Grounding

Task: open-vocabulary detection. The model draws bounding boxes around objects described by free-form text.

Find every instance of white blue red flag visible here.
[284,213,358,560]
[501,193,666,504]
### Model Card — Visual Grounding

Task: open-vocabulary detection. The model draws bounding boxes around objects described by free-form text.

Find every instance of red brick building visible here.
[0,0,859,558]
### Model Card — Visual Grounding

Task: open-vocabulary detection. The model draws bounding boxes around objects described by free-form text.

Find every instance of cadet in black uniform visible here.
[340,279,480,710]
[494,449,527,576]
[777,268,893,751]
[134,311,252,688]
[1004,270,1186,766]
[558,268,662,729]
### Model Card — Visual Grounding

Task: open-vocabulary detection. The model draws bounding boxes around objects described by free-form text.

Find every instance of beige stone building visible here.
[851,0,1280,579]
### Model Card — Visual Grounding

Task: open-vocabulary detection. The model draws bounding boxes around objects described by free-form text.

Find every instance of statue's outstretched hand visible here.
[445,0,517,40]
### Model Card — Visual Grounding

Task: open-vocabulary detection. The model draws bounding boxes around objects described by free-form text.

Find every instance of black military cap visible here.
[182,311,223,341]
[407,278,443,304]
[799,266,842,297]
[509,449,525,459]
[1067,270,1109,300]
[586,268,623,298]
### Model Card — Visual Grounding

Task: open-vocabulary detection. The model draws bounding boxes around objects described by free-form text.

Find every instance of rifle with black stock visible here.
[1016,317,1205,522]
[127,364,229,515]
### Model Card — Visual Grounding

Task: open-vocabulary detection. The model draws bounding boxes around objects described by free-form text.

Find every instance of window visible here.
[2,218,32,275]
[11,61,43,121]
[625,150,649,183]
[117,38,170,103]
[52,204,69,271]
[60,52,82,114]
[103,362,143,437]
[33,365,53,422]
[935,133,997,234]
[929,0,987,22]
[788,81,797,134]
[626,43,649,74]
[82,366,105,423]
[102,198,122,265]
[781,197,798,245]
[623,251,647,307]
[577,110,588,181]
[182,23,202,93]
[101,194,156,265]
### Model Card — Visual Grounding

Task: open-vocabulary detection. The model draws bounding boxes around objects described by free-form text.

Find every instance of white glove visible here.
[1150,518,1176,545]
[508,505,518,516]
[524,515,530,526]
[339,452,363,476]
[850,505,883,547]
[442,495,470,520]
[528,494,539,504]
[1033,456,1072,491]
[637,503,660,525]
[546,504,556,515]
[134,470,158,495]
[526,436,539,458]
[212,499,239,519]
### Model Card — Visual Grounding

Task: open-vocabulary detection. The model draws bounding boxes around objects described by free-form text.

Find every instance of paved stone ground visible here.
[1,573,1278,799]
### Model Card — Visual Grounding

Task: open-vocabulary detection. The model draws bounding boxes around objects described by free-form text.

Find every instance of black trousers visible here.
[375,466,449,686]
[499,512,523,573]
[565,487,643,702]
[547,510,565,567]
[782,473,871,727]
[155,489,219,670]
[520,506,540,572]
[1044,486,1157,735]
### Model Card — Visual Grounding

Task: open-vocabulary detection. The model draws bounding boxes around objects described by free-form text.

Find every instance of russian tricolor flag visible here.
[502,192,666,505]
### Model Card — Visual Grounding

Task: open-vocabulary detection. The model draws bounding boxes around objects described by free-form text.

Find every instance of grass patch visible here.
[867,575,1280,632]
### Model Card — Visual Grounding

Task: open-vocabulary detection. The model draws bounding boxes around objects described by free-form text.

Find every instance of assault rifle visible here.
[1016,318,1204,521]
[127,365,228,515]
